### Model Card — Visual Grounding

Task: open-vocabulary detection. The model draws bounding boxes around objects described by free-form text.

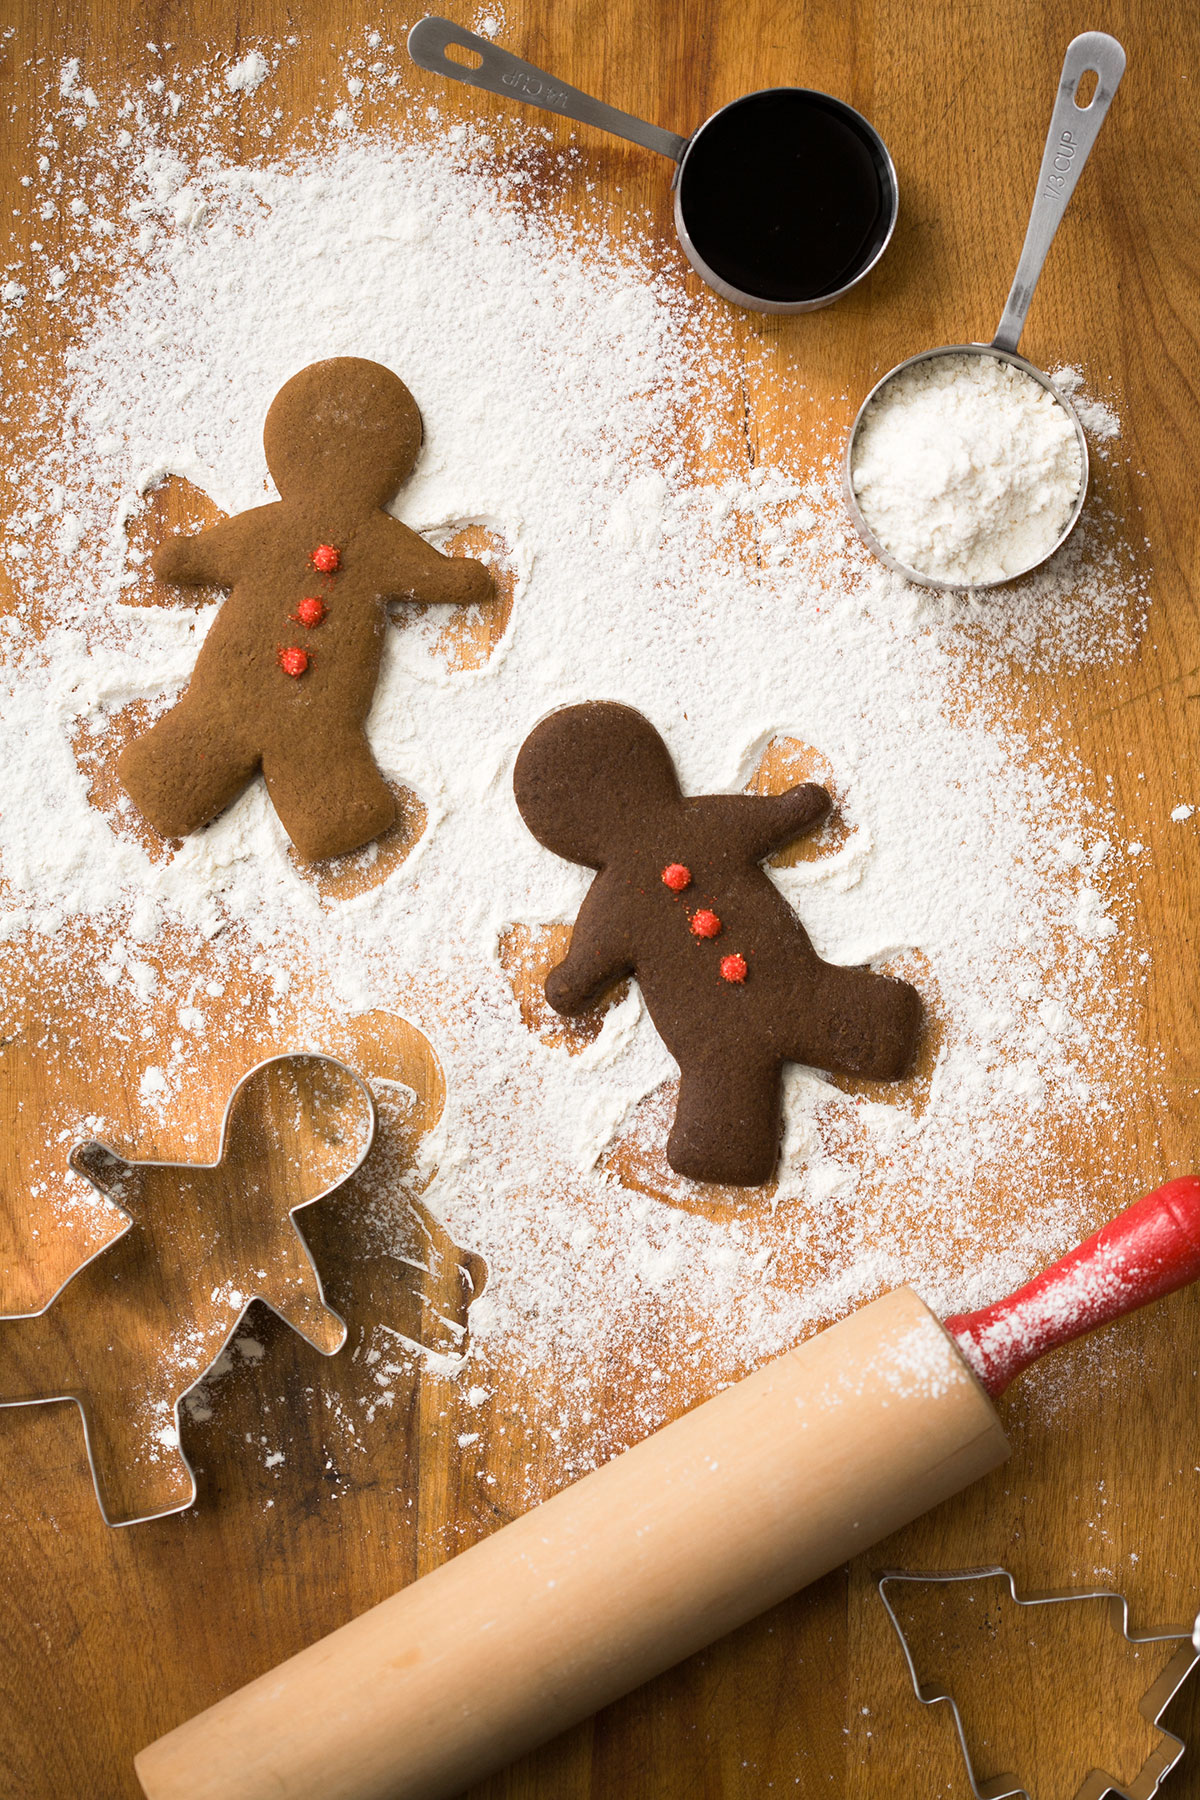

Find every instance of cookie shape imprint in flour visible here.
[118,358,494,863]
[514,703,923,1186]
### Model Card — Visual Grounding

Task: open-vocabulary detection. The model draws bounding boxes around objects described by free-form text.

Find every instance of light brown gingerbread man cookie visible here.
[118,356,494,862]
[514,702,922,1187]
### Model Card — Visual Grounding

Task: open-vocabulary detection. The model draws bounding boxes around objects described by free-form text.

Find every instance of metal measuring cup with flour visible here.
[845,33,1126,591]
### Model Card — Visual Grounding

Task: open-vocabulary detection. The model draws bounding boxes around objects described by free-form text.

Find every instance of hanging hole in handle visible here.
[1073,67,1099,108]
[445,41,484,69]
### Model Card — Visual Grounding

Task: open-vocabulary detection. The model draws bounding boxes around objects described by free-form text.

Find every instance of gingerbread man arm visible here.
[69,1140,139,1209]
[376,515,494,608]
[703,783,833,862]
[545,880,634,1016]
[254,1250,347,1359]
[152,517,248,590]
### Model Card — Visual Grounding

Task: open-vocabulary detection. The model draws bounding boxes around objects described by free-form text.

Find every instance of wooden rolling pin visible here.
[136,1178,1200,1800]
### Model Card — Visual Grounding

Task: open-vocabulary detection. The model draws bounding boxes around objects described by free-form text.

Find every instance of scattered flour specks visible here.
[224,50,271,95]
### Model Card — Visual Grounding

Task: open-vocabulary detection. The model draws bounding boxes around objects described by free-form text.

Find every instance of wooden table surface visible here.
[2,0,1199,1795]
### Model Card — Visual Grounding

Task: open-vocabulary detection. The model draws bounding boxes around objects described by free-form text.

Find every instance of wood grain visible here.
[1,0,1199,1796]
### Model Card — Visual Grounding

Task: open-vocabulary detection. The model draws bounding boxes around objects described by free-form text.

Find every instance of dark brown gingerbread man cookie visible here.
[118,356,494,862]
[514,702,922,1187]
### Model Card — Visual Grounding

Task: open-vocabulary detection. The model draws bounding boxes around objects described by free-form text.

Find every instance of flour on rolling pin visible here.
[849,1319,972,1401]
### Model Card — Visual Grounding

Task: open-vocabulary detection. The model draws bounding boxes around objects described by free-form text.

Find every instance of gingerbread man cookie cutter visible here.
[877,1566,1200,1800]
[0,1053,376,1527]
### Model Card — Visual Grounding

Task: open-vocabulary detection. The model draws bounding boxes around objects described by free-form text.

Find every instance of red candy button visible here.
[293,596,327,628]
[310,543,340,574]
[662,863,692,892]
[720,953,747,983]
[691,909,721,939]
[277,645,309,678]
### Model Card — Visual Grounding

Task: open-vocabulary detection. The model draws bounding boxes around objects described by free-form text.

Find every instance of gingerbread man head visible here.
[263,356,423,510]
[514,701,681,868]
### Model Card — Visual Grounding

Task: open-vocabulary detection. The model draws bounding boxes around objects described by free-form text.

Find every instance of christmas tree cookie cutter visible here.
[0,1053,376,1528]
[877,1565,1200,1800]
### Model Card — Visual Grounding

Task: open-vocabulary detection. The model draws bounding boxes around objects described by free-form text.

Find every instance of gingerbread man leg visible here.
[0,1312,72,1405]
[261,731,397,862]
[118,699,260,840]
[83,1389,197,1522]
[790,962,922,1080]
[668,1059,784,1187]
[0,1316,193,1518]
[91,1389,195,1519]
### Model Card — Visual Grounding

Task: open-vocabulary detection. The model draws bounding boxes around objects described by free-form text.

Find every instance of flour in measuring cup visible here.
[850,353,1083,586]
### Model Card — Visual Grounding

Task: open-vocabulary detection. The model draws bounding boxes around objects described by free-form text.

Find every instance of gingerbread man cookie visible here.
[118,357,494,862]
[514,702,922,1186]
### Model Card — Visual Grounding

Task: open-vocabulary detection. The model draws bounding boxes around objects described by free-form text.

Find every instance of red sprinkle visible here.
[310,543,340,574]
[277,645,309,678]
[720,953,747,983]
[690,909,722,939]
[661,863,692,892]
[292,596,327,628]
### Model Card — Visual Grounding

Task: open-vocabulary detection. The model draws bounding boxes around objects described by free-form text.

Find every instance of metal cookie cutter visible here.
[0,1053,376,1527]
[877,1566,1200,1800]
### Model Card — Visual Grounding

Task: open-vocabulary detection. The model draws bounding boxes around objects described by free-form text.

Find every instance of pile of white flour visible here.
[0,41,1157,1428]
[850,352,1084,586]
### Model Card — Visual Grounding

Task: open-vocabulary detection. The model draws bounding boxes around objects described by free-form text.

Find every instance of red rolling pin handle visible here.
[945,1177,1200,1397]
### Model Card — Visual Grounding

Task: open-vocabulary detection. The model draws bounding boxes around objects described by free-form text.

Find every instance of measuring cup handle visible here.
[992,32,1126,355]
[407,18,688,163]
